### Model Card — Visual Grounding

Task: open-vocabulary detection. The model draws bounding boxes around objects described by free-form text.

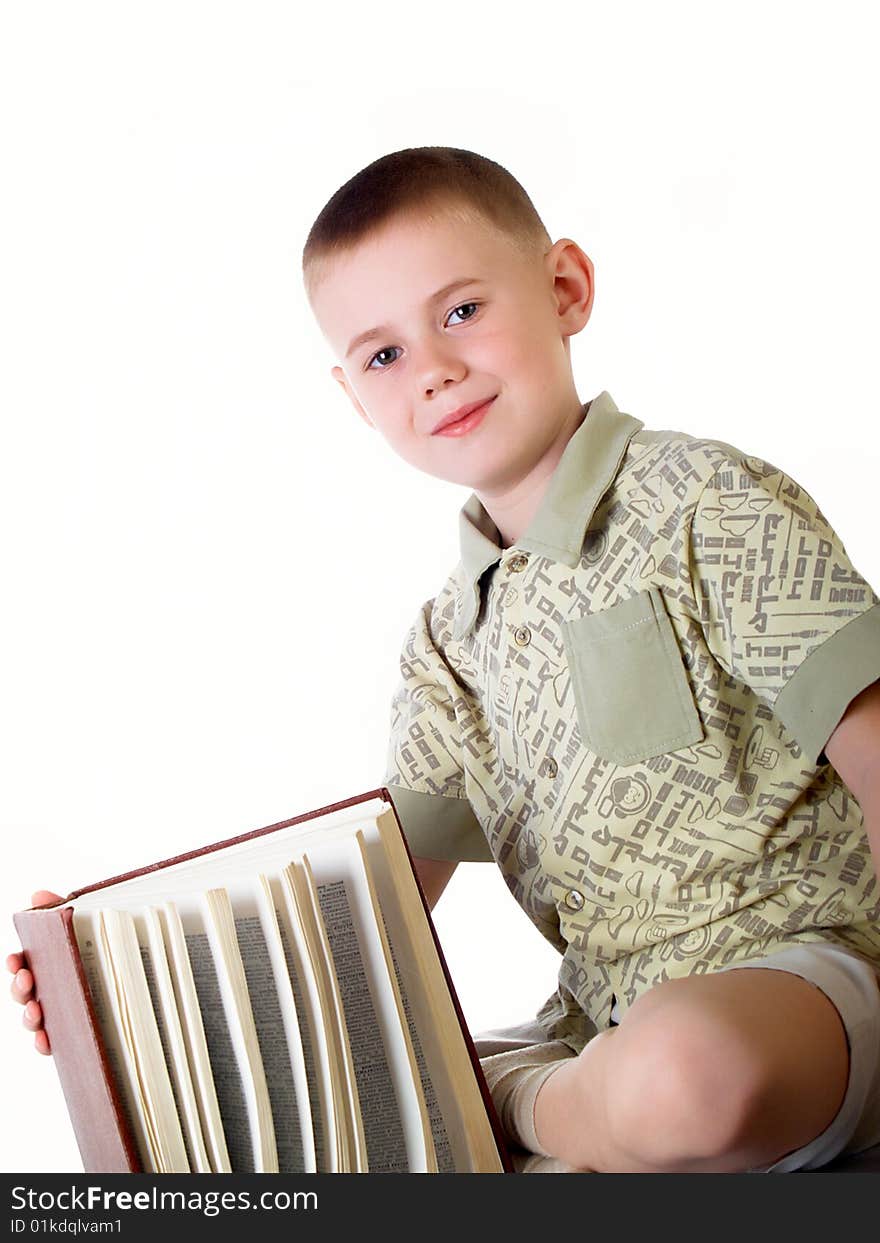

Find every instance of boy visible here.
[11,146,880,1173]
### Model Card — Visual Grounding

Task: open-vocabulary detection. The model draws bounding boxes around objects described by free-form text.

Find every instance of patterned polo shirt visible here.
[384,390,880,1049]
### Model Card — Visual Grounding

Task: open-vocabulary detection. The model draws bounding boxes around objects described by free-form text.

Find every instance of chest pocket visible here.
[560,585,704,764]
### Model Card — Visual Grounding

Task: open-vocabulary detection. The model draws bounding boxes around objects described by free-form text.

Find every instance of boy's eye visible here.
[365,346,402,371]
[446,302,479,325]
[363,303,480,371]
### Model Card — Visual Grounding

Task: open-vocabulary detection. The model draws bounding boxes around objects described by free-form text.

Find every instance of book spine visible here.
[13,906,142,1173]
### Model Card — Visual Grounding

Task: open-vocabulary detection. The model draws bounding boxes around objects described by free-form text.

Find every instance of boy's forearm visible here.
[823,680,880,888]
[413,857,458,910]
[857,761,880,891]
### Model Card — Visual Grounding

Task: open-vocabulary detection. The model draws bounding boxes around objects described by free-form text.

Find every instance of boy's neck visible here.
[475,397,589,549]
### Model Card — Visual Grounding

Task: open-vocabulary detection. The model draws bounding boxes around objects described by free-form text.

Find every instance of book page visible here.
[307,837,433,1173]
[72,909,154,1170]
[314,877,405,1172]
[98,908,190,1173]
[379,915,454,1172]
[160,902,231,1172]
[227,879,311,1172]
[167,897,259,1171]
[365,808,505,1172]
[354,831,438,1173]
[199,888,279,1172]
[134,907,211,1172]
[284,860,364,1172]
[267,877,327,1172]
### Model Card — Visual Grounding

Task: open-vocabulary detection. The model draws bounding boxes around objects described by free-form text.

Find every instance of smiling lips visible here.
[431,396,496,436]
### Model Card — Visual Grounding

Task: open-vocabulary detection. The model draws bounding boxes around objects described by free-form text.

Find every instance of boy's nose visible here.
[414,344,467,397]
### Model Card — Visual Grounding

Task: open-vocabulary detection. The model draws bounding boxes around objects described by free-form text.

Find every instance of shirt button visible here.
[507,554,529,573]
[564,889,585,912]
[513,626,531,647]
[540,756,558,779]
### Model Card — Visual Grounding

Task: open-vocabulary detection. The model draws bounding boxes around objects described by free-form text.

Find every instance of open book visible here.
[13,788,510,1173]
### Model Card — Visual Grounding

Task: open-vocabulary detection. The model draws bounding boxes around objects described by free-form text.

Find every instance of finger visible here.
[6,952,24,976]
[30,891,63,908]
[34,1029,51,1056]
[10,967,34,1005]
[23,1000,43,1032]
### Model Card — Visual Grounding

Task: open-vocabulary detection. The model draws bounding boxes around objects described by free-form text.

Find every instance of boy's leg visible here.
[532,958,856,1173]
[480,1040,577,1152]
[475,1021,583,1172]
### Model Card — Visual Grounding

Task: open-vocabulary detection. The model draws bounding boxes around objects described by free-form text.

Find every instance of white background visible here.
[1,1,878,1173]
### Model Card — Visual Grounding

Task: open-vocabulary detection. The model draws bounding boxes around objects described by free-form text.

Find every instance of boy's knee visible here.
[603,1005,765,1169]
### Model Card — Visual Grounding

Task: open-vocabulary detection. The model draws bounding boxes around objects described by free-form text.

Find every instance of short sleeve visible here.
[384,597,493,862]
[687,450,880,766]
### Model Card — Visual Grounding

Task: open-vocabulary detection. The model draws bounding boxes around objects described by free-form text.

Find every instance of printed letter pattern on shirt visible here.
[385,394,880,1047]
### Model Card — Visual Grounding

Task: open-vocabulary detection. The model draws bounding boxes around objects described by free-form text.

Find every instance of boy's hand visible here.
[7,890,64,1055]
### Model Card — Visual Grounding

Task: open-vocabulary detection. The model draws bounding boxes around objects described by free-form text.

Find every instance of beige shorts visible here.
[474,941,880,1173]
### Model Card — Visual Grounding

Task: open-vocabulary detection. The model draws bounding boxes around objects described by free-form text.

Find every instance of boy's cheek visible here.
[367,420,416,461]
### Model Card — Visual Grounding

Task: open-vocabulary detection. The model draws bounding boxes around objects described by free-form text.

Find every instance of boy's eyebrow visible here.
[345,276,484,358]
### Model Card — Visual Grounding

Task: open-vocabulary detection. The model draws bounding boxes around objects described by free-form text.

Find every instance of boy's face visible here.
[308,203,593,495]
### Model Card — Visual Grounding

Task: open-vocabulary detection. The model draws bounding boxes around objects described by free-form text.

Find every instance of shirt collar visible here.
[452,391,644,641]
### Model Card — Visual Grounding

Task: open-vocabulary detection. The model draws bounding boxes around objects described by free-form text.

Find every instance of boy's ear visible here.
[544,238,595,338]
[331,365,374,429]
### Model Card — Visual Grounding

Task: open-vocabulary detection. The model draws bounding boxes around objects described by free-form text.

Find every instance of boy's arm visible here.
[412,856,458,911]
[385,597,492,876]
[824,677,880,881]
[687,452,880,773]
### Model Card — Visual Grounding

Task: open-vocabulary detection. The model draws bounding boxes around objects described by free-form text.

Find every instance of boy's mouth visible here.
[431,396,496,435]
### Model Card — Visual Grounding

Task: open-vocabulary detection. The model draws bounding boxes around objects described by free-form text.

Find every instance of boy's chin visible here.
[394,453,480,490]
[423,463,488,490]
[394,443,506,492]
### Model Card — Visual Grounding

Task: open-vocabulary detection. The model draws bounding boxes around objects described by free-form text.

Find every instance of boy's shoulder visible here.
[626,424,769,488]
[626,424,835,530]
[622,422,820,527]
